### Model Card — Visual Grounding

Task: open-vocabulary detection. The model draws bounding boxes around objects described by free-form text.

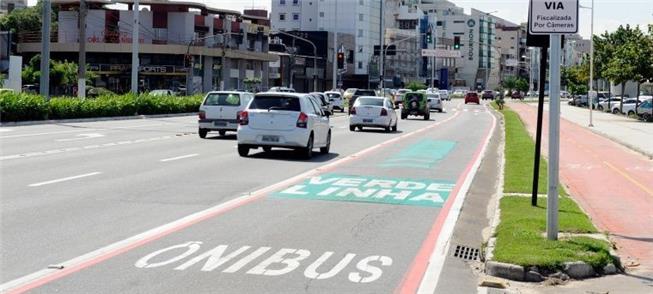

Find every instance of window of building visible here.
[279,13,286,21]
[293,0,299,5]
[358,61,363,69]
[453,20,464,24]
[359,0,364,5]
[436,21,443,26]
[280,0,286,4]
[359,14,364,21]
[319,12,324,17]
[293,13,300,21]
[358,29,363,37]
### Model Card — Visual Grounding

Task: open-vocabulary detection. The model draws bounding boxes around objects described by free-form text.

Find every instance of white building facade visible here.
[410,0,498,90]
[271,0,381,76]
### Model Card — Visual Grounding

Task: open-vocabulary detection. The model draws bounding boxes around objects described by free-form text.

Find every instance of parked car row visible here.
[568,94,652,122]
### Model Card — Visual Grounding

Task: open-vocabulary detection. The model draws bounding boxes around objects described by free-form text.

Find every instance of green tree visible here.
[603,42,638,112]
[406,81,426,91]
[501,76,518,95]
[0,1,57,33]
[515,78,529,93]
[600,25,651,111]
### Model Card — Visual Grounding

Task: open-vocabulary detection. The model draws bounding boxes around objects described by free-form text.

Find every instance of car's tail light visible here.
[296,112,308,128]
[199,110,206,120]
[239,111,249,125]
[350,107,357,115]
[380,108,388,116]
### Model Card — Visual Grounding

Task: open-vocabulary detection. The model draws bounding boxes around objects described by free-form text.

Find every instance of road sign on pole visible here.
[528,0,579,34]
[528,0,579,241]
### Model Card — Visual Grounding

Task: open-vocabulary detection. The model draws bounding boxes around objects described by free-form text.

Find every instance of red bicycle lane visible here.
[509,102,653,273]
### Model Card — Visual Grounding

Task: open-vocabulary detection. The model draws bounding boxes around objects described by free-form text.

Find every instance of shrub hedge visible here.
[0,92,204,122]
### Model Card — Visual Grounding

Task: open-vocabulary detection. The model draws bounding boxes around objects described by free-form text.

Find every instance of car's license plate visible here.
[262,135,279,143]
[363,119,373,123]
[214,121,227,127]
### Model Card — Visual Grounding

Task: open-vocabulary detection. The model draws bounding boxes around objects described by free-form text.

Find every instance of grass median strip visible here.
[490,102,613,272]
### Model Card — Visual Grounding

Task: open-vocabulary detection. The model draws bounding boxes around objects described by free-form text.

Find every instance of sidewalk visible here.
[539,102,652,157]
[508,102,653,277]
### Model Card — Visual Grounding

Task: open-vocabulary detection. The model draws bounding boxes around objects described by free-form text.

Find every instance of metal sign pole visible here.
[547,34,562,241]
[532,47,547,207]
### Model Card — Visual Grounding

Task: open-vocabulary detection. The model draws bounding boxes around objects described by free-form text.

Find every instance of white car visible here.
[349,96,398,132]
[149,89,174,96]
[198,91,253,138]
[597,97,622,112]
[310,92,334,115]
[426,93,443,112]
[325,91,345,112]
[268,87,295,93]
[237,93,331,159]
[438,89,450,101]
[618,98,642,116]
[394,88,410,106]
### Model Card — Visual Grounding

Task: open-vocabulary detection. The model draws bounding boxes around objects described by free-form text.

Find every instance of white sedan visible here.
[237,93,331,159]
[349,96,398,132]
[426,93,443,112]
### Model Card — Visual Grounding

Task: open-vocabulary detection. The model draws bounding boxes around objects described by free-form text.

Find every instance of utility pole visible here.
[78,0,87,98]
[40,0,51,99]
[379,0,384,89]
[588,0,595,127]
[332,0,338,90]
[131,0,140,94]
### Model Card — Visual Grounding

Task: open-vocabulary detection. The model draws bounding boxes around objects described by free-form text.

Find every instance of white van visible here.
[198,91,253,138]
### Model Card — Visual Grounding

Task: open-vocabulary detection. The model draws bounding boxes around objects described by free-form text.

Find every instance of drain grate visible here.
[453,245,480,261]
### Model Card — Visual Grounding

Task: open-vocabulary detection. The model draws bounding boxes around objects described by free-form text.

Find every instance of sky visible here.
[27,0,652,39]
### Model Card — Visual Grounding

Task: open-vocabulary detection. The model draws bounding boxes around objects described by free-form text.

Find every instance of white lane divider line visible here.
[0,136,176,161]
[0,128,13,132]
[28,172,102,187]
[160,154,199,162]
[56,133,105,142]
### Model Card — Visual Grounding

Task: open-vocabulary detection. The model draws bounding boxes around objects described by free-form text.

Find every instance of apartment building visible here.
[15,0,276,93]
[410,0,498,90]
[271,0,381,80]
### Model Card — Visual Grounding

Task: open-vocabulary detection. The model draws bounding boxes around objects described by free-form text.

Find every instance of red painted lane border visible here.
[396,105,497,293]
[3,109,464,294]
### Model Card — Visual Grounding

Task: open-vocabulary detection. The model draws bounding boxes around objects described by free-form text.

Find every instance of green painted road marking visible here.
[379,139,456,169]
[273,173,455,208]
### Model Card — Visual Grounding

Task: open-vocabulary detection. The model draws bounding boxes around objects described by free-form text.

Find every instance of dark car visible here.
[464,92,480,104]
[349,89,377,114]
[481,90,495,100]
[401,92,430,120]
[511,91,524,100]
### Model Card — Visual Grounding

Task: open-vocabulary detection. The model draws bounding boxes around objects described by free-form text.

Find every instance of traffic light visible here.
[454,36,461,50]
[337,52,345,69]
[426,31,433,44]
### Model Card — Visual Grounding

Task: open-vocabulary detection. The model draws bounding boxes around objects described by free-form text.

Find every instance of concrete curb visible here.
[0,112,197,127]
[577,122,653,159]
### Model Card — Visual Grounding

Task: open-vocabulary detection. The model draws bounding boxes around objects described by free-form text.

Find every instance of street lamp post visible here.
[483,11,498,90]
[185,31,241,95]
[274,30,318,92]
[580,1,595,127]
[382,34,418,82]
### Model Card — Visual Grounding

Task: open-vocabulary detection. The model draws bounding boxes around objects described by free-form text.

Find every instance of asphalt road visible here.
[0,100,496,293]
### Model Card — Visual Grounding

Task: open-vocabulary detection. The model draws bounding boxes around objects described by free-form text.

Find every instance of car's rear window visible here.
[204,93,240,106]
[404,93,423,100]
[326,93,341,99]
[357,98,384,106]
[355,90,376,96]
[249,95,301,111]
